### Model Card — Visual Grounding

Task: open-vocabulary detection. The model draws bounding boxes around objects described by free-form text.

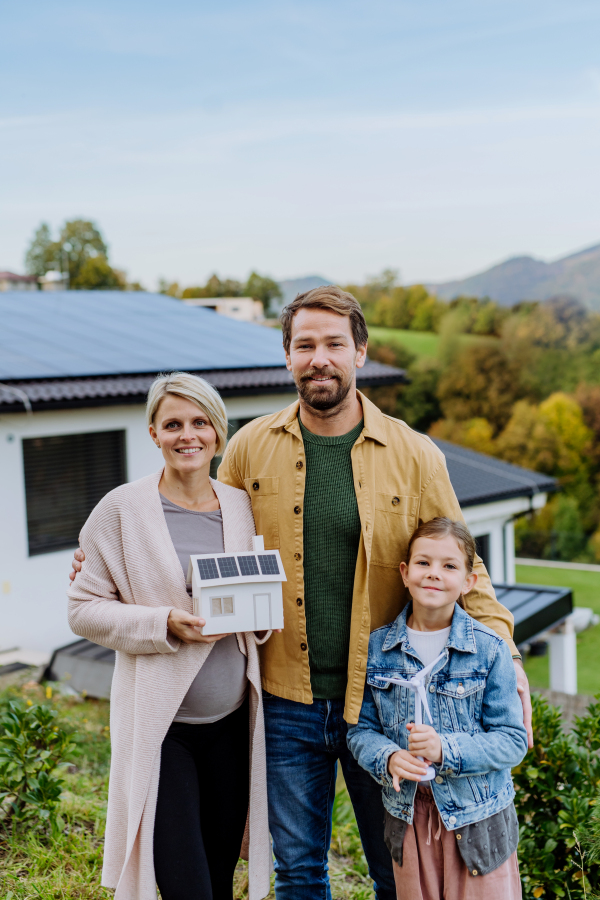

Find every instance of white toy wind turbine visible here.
[374,651,445,782]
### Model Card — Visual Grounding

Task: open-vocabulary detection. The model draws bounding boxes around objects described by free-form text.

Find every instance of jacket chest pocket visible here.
[367,673,407,727]
[371,493,418,568]
[244,476,280,549]
[436,677,485,730]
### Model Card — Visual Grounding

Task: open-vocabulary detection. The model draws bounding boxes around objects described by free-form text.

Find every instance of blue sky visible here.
[1,0,599,288]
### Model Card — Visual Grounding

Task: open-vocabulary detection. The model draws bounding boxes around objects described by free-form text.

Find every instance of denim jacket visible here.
[347,603,528,831]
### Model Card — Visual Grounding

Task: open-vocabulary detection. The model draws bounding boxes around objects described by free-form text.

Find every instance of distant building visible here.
[0,272,38,292]
[39,271,69,291]
[182,296,264,323]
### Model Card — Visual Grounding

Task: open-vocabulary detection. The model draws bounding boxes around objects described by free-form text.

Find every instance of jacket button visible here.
[429,684,435,692]
[449,816,457,825]
[296,460,303,469]
[457,685,465,695]
[300,642,307,651]
[294,552,301,561]
[294,506,301,514]
[252,481,259,490]
[472,869,478,876]
[296,598,303,606]
[435,776,443,784]
[456,834,462,840]
[392,496,400,506]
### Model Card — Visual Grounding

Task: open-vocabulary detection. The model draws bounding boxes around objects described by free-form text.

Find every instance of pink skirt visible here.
[393,786,522,900]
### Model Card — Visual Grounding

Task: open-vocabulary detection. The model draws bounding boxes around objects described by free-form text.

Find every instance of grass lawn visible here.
[0,683,374,900]
[368,326,493,360]
[517,564,600,695]
[368,326,441,359]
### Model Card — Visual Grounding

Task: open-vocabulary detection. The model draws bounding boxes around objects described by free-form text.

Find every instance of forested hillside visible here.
[348,272,600,562]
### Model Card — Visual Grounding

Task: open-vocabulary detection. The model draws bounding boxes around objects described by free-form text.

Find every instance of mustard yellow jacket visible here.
[218,392,516,724]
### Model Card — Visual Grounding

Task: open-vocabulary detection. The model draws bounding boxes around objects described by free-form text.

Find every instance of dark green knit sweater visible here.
[299,416,364,699]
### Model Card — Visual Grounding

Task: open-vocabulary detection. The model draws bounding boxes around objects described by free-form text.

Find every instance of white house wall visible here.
[0,393,294,653]
[462,494,547,585]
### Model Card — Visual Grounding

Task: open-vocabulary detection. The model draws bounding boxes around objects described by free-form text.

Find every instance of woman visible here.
[68,372,272,900]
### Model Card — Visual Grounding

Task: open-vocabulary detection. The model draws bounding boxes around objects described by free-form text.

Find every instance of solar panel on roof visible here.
[197,558,219,580]
[217,556,240,579]
[258,554,280,576]
[237,555,259,576]
[0,291,287,380]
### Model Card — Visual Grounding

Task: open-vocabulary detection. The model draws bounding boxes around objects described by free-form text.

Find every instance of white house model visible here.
[187,536,286,635]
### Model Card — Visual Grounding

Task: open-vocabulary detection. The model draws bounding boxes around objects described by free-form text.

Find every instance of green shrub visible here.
[0,699,75,837]
[514,693,600,898]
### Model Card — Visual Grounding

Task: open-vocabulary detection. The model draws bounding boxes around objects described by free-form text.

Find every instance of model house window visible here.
[211,596,235,616]
[475,534,490,573]
[22,430,126,556]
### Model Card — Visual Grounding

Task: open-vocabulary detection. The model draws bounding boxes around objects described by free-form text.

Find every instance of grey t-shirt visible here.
[160,493,248,724]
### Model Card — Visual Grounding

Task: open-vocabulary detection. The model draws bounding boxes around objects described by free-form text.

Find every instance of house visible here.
[0,271,38,292]
[190,536,285,634]
[182,296,264,322]
[38,271,69,291]
[0,290,404,654]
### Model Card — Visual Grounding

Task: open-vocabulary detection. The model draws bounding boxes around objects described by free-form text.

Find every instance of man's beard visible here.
[296,367,353,411]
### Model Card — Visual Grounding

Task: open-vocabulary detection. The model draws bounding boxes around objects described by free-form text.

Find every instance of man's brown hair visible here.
[280,285,368,353]
[406,517,477,573]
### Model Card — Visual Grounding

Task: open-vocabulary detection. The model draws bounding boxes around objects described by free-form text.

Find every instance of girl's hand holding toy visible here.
[387,749,429,791]
[407,722,442,764]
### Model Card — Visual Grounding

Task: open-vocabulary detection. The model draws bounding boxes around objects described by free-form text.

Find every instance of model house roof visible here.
[190,550,286,588]
[431,438,556,507]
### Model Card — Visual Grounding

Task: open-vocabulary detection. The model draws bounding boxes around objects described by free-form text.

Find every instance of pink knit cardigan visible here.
[67,471,272,900]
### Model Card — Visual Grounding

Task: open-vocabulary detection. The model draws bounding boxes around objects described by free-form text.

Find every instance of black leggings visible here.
[153,699,250,900]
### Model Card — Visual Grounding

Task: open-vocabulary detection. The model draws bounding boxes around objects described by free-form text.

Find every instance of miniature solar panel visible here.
[238,555,260,576]
[258,554,280,575]
[217,556,240,579]
[197,558,219,580]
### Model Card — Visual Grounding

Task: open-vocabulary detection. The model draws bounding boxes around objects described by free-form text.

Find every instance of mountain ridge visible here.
[428,242,600,309]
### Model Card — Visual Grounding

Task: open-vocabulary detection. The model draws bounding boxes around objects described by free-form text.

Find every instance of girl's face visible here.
[399,534,477,615]
[149,394,218,475]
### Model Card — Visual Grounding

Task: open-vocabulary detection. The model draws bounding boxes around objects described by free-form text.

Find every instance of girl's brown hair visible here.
[406,517,477,572]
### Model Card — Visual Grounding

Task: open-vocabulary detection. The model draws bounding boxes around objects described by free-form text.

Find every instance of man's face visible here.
[285,308,367,411]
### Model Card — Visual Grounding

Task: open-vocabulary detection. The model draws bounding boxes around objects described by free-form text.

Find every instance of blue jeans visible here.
[263,694,396,900]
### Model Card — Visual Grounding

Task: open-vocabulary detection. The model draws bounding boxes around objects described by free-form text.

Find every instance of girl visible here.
[347,517,528,900]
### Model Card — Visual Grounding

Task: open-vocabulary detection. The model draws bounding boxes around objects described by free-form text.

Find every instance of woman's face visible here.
[149,394,218,476]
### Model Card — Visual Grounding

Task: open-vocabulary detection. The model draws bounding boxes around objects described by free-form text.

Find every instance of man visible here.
[71,286,532,900]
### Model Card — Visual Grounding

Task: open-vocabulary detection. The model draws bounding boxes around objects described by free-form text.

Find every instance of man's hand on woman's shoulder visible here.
[69,548,85,582]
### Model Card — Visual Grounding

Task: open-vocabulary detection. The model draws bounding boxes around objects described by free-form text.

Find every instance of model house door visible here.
[253,593,271,630]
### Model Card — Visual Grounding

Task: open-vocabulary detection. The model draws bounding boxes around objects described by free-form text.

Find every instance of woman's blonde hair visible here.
[146,372,228,456]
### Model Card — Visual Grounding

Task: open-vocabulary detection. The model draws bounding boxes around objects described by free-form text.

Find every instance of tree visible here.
[436,343,523,433]
[24,222,55,278]
[429,417,495,456]
[23,218,112,287]
[181,274,243,299]
[496,393,593,486]
[59,219,108,285]
[244,272,283,317]
[71,255,126,290]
